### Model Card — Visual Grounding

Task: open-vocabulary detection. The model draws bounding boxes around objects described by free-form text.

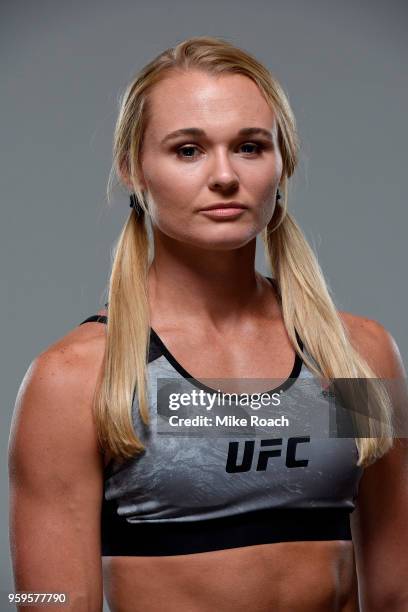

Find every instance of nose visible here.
[208,148,239,192]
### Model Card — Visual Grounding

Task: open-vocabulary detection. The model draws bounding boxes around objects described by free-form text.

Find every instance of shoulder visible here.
[11,310,109,461]
[35,306,109,405]
[347,313,408,604]
[39,306,108,371]
[338,310,406,379]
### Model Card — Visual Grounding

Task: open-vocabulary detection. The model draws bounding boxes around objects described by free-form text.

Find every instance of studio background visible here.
[2,0,407,607]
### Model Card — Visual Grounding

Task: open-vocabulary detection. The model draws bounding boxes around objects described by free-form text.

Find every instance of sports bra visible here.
[80,277,364,556]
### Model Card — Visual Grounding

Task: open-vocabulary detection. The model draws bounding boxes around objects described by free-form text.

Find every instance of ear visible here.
[118,159,147,192]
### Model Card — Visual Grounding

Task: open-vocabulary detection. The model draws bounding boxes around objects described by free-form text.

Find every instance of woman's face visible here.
[138,69,283,250]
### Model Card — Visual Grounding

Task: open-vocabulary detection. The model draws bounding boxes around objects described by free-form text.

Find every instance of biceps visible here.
[9,482,103,608]
[350,440,408,608]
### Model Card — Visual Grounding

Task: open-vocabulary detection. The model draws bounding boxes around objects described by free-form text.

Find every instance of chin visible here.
[155,219,262,251]
[179,230,258,251]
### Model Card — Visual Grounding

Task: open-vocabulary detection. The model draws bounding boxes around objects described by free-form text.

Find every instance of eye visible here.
[240,142,266,155]
[175,141,268,160]
[176,145,200,159]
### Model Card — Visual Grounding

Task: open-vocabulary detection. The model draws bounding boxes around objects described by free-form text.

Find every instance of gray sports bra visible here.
[80,278,364,556]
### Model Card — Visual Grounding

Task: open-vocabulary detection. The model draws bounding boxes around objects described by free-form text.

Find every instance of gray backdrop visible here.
[2,0,407,607]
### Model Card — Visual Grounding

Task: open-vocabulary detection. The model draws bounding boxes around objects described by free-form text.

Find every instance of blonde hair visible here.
[95,36,393,467]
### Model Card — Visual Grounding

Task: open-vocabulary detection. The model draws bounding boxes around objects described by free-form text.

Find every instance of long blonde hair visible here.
[95,35,393,467]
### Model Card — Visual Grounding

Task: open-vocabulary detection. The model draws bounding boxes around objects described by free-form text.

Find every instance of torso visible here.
[58,291,372,612]
[102,541,358,612]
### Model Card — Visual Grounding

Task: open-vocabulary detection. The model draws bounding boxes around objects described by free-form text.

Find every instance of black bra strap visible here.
[79,315,107,325]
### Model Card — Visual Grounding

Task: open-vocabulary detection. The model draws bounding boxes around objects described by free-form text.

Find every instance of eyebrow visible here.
[160,127,274,145]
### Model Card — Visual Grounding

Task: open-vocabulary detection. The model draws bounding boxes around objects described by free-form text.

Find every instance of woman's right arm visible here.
[8,343,105,612]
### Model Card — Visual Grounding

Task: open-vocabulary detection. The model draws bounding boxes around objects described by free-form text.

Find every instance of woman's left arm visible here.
[348,318,408,611]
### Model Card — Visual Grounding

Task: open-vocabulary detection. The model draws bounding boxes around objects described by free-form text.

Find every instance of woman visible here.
[9,36,408,612]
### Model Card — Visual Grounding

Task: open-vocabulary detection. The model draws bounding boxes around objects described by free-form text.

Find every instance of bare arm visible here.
[8,344,105,611]
[348,319,408,611]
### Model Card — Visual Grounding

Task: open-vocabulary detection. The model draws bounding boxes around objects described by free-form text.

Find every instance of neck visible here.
[148,231,278,332]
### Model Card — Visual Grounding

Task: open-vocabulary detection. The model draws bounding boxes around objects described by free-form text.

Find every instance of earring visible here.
[276,188,282,201]
[129,194,144,216]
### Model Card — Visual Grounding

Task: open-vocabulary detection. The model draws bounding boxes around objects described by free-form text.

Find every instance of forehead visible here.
[144,70,277,140]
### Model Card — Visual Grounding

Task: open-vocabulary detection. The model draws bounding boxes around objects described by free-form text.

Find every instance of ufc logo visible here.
[225,437,310,472]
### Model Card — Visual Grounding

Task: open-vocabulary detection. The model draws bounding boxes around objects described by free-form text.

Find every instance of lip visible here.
[199,207,246,219]
[199,202,247,211]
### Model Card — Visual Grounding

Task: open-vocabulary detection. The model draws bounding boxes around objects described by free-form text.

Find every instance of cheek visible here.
[249,164,282,227]
[249,172,280,209]
[246,151,282,190]
[143,170,199,234]
[143,157,199,211]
